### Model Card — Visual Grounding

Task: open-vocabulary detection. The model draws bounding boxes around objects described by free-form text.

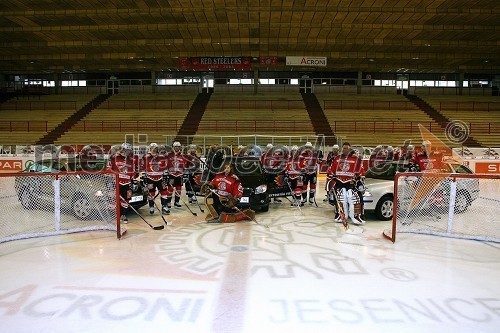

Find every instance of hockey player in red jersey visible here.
[140,143,171,215]
[412,140,444,172]
[285,145,304,207]
[165,141,187,209]
[261,144,285,203]
[300,142,319,205]
[203,163,254,223]
[327,142,366,225]
[184,144,203,204]
[107,142,138,223]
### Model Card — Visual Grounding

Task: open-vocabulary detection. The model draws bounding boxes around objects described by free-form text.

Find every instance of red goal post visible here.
[384,172,500,243]
[0,170,123,243]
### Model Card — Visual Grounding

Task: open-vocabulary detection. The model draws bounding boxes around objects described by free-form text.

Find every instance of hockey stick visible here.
[185,176,205,213]
[207,188,269,229]
[330,187,349,231]
[285,178,304,214]
[232,205,270,229]
[119,195,164,230]
[152,199,172,226]
[173,188,198,216]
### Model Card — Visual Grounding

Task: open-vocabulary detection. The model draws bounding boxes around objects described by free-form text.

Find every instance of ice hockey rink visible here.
[1,183,499,333]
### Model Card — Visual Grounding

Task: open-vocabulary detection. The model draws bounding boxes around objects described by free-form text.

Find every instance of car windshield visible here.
[28,159,66,172]
[234,159,263,176]
[366,162,409,180]
[450,163,473,174]
[28,161,58,172]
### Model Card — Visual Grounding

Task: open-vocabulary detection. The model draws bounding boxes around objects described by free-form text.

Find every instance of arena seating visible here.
[0,94,96,145]
[1,92,497,149]
[420,96,500,147]
[194,92,316,146]
[316,93,447,147]
[54,93,196,145]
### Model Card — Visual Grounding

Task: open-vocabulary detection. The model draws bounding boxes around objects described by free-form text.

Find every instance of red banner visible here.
[181,57,252,70]
[474,161,500,174]
[179,57,189,70]
[260,56,278,66]
[0,159,23,172]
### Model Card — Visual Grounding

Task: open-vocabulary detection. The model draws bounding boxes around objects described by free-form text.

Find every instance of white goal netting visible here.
[0,171,121,243]
[384,172,500,243]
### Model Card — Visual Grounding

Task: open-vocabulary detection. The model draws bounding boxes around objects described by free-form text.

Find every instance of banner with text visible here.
[179,57,252,70]
[286,56,327,67]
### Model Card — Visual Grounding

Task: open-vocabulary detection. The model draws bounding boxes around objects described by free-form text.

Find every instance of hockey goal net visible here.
[384,172,500,243]
[0,171,122,243]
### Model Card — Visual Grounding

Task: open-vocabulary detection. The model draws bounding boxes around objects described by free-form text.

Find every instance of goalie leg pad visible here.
[219,212,235,223]
[204,197,219,221]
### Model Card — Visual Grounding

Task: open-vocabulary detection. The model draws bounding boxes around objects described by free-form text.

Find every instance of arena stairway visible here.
[301,92,337,145]
[405,94,481,147]
[174,92,212,145]
[36,94,111,145]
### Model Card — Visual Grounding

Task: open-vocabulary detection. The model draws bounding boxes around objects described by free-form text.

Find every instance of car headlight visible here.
[255,184,267,194]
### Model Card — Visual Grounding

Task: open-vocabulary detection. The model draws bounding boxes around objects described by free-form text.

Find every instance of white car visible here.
[362,160,478,220]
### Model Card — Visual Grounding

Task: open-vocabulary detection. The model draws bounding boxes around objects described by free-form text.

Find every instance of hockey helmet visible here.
[173,141,182,152]
[120,142,133,155]
[266,143,273,149]
[148,142,159,154]
[305,142,313,148]
[407,144,415,151]
[158,145,168,155]
[332,144,339,150]
[387,146,394,152]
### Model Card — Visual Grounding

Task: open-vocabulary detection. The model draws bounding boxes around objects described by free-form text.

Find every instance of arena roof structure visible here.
[0,0,499,74]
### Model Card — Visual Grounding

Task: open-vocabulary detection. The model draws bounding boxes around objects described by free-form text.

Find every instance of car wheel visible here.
[19,186,35,209]
[72,194,92,220]
[454,190,471,214]
[375,195,393,220]
[261,204,269,212]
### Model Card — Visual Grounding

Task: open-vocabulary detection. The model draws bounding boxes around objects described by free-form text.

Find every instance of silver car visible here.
[362,160,478,220]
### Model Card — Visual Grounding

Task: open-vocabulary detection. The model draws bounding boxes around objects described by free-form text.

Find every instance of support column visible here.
[53,74,60,94]
[254,69,259,94]
[458,72,464,96]
[357,71,362,94]
[151,71,156,93]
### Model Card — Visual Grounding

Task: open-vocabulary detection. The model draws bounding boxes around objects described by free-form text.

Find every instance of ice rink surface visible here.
[1,185,499,333]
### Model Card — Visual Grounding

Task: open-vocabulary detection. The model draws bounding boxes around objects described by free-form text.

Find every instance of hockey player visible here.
[107,143,138,223]
[260,143,274,165]
[323,144,340,202]
[205,144,224,180]
[397,144,415,162]
[261,145,286,203]
[327,142,366,225]
[325,144,340,167]
[412,140,444,171]
[165,141,187,209]
[285,145,304,207]
[368,145,388,171]
[184,144,203,204]
[203,163,253,223]
[235,145,247,157]
[300,142,319,205]
[140,143,171,215]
